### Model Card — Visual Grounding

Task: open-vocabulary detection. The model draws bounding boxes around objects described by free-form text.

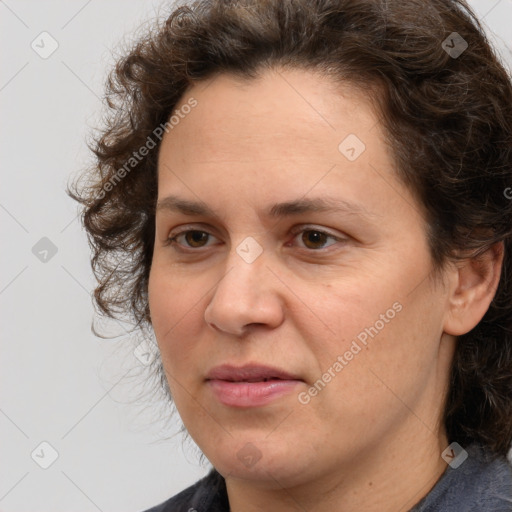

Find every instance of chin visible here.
[206,438,316,489]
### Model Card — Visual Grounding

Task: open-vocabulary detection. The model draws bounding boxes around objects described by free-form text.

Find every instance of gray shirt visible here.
[410,443,512,511]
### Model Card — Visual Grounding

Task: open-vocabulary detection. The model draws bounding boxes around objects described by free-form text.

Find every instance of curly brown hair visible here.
[68,0,512,456]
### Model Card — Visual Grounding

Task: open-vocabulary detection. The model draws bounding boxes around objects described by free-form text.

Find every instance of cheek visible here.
[149,294,211,432]
[301,279,396,352]
[147,268,170,338]
[301,269,442,399]
[148,268,200,357]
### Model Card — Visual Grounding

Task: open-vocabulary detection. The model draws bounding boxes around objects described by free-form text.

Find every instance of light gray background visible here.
[1,1,511,511]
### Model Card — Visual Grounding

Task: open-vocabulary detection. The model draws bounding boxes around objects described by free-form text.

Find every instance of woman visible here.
[69,0,512,510]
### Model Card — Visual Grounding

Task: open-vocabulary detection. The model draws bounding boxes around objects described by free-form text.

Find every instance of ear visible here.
[443,241,504,336]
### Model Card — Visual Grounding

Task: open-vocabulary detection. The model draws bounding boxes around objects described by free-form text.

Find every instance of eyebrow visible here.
[155,195,378,221]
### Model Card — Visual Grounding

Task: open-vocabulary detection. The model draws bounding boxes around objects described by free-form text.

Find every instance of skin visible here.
[148,68,503,512]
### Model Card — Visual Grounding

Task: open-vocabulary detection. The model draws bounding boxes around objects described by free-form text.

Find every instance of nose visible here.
[204,250,285,337]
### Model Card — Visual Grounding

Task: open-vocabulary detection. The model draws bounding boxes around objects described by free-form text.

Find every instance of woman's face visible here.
[148,68,455,487]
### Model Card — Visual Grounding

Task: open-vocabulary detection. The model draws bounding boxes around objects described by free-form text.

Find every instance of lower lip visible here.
[207,379,301,407]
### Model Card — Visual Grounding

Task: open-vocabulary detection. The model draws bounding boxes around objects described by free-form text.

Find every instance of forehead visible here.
[158,68,382,169]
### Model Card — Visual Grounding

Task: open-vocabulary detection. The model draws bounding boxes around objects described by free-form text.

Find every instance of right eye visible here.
[165,229,221,251]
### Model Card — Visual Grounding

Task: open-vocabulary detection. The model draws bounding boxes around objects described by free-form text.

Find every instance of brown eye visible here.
[165,228,221,251]
[183,230,210,247]
[301,230,331,249]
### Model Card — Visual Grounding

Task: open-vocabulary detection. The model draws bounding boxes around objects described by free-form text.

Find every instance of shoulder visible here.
[140,468,229,512]
[411,443,512,512]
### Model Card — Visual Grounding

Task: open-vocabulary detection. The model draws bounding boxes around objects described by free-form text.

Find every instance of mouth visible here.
[205,364,303,407]
[205,363,303,383]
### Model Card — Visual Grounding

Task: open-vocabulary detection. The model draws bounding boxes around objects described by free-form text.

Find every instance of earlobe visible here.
[443,241,504,336]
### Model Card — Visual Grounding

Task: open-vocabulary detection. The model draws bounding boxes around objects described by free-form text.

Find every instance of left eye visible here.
[291,229,340,250]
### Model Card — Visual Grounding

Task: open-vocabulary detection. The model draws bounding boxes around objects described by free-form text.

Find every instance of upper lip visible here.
[206,364,303,382]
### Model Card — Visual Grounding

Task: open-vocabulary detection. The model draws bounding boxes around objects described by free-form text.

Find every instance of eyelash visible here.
[164,226,345,252]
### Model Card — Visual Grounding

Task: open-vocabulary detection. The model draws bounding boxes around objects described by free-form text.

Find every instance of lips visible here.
[205,364,303,383]
[205,364,303,407]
